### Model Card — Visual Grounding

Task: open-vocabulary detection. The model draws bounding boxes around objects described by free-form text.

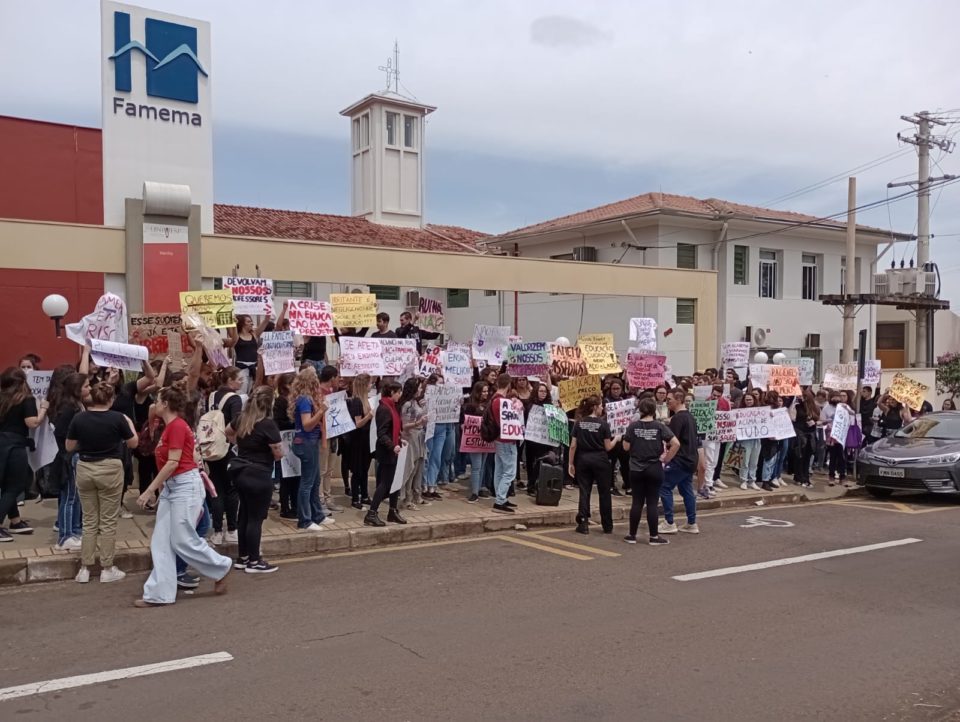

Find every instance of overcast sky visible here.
[3,0,959,301]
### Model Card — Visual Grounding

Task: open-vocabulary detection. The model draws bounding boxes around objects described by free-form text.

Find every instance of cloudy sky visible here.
[3,0,959,298]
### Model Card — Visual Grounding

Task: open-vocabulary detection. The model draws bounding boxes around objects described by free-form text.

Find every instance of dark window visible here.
[447,289,470,309]
[676,298,696,324]
[274,280,312,297]
[677,243,697,269]
[759,250,778,299]
[877,322,906,350]
[734,245,748,285]
[801,254,818,301]
[368,285,400,301]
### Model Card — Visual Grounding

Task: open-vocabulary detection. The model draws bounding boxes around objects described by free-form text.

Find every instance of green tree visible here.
[935,352,960,399]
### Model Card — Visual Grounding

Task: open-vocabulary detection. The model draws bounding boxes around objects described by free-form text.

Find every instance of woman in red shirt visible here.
[134,386,232,607]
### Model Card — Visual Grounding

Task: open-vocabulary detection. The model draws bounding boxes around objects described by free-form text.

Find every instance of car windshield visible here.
[895,415,960,440]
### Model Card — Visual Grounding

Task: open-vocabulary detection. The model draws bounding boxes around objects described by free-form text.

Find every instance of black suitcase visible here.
[536,463,563,506]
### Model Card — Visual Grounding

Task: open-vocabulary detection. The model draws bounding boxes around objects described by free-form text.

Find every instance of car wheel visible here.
[866,487,894,499]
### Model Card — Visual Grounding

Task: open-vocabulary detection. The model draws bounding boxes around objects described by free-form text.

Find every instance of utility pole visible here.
[841,177,856,363]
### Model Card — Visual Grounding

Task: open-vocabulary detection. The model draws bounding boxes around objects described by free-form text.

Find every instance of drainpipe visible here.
[712,221,729,360]
[620,220,647,317]
[514,243,520,335]
[711,221,728,271]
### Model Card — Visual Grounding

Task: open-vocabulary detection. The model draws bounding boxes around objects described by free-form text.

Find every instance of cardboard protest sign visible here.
[862,360,882,386]
[705,410,737,443]
[524,404,558,447]
[721,342,750,370]
[749,364,772,391]
[260,331,296,376]
[426,384,462,424]
[443,343,473,387]
[507,341,550,378]
[558,375,602,412]
[339,337,386,377]
[689,399,717,434]
[381,338,418,376]
[626,351,667,389]
[129,313,186,358]
[693,385,713,401]
[28,371,52,401]
[823,362,858,390]
[628,318,657,350]
[472,324,510,363]
[768,365,801,396]
[330,293,376,328]
[417,297,444,333]
[285,299,334,337]
[830,404,851,444]
[577,334,621,375]
[550,344,587,377]
[889,372,929,411]
[734,407,772,441]
[90,339,149,372]
[461,414,495,453]
[769,407,796,440]
[66,293,127,345]
[222,277,274,316]
[545,404,570,446]
[774,356,815,386]
[179,290,235,329]
[166,332,184,366]
[605,398,636,436]
[369,392,381,453]
[28,418,58,473]
[390,443,408,494]
[324,391,357,439]
[499,397,526,441]
[279,430,301,477]
[419,345,443,377]
[723,442,746,470]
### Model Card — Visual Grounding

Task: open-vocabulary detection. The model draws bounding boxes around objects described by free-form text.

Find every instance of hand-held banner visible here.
[577,334,621,375]
[90,339,149,372]
[417,297,444,333]
[550,344,587,377]
[339,337,386,377]
[66,293,128,346]
[330,294,377,328]
[222,277,273,316]
[286,299,334,337]
[889,372,928,411]
[499,398,525,441]
[473,324,510,363]
[260,331,296,376]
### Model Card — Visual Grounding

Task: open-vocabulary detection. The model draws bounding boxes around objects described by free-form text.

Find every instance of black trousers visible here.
[524,441,546,493]
[576,452,613,532]
[207,454,239,532]
[369,459,398,513]
[793,432,814,484]
[276,459,298,514]
[137,454,157,495]
[828,443,846,479]
[608,442,630,490]
[0,440,29,525]
[629,465,664,538]
[350,438,372,503]
[713,442,728,481]
[236,466,273,561]
[339,436,352,493]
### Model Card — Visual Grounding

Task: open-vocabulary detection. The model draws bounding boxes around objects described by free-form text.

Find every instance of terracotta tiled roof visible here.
[213,204,487,254]
[493,191,901,240]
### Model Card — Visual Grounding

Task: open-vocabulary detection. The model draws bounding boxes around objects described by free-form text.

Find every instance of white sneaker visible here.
[680,523,700,534]
[325,502,344,513]
[775,477,784,487]
[658,521,679,535]
[100,566,126,583]
[210,531,224,545]
[302,523,323,532]
[120,511,134,520]
[75,566,90,584]
[748,482,761,491]
[56,536,82,551]
[739,482,748,490]
[318,517,336,526]
[707,488,718,498]
[714,480,729,489]
[224,530,238,543]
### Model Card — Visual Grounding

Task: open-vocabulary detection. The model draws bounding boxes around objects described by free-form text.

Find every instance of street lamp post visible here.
[42,294,69,338]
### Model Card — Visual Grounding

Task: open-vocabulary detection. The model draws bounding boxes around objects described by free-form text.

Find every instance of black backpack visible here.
[480,402,500,443]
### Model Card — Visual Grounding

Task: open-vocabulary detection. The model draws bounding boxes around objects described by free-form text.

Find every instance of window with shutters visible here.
[801,254,819,301]
[759,250,778,299]
[447,289,470,308]
[676,298,696,324]
[677,243,697,269]
[274,281,312,298]
[368,285,400,300]
[734,245,748,285]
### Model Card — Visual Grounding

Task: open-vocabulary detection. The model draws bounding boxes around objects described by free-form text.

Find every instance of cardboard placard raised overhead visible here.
[768,365,801,396]
[823,362,858,390]
[507,341,550,378]
[558,375,602,412]
[444,343,473,388]
[222,277,274,316]
[66,293,127,345]
[628,317,657,350]
[286,299,334,337]
[179,290,235,329]
[721,342,750,369]
[550,344,587,377]
[889,372,929,411]
[339,337,386,377]
[90,339,149,372]
[577,333,621,375]
[774,356,815,386]
[381,338,419,376]
[330,293,377,328]
[260,331,296,376]
[472,324,510,363]
[129,313,185,358]
[417,297,444,333]
[626,351,667,389]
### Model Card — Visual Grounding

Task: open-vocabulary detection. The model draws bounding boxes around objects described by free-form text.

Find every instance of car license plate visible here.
[878,467,905,478]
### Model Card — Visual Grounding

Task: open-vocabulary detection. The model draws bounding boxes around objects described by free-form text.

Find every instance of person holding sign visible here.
[399,378,429,510]
[0,368,49,541]
[289,367,334,532]
[224,314,271,393]
[346,374,375,509]
[568,395,619,535]
[365,382,406,527]
[396,311,441,355]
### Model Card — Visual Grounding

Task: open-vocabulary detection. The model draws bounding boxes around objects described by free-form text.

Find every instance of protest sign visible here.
[330,293,376,328]
[496,397,524,441]
[260,331,296,375]
[769,407,796,440]
[28,371,52,401]
[461,415,495,453]
[179,290,235,329]
[628,318,657,350]
[28,418,58,473]
[724,442,746,470]
[693,385,713,401]
[419,345,443,377]
[417,297,444,333]
[550,344,587,377]
[524,404,558,447]
[768,365,801,396]
[721,342,750,370]
[129,313,186,357]
[286,299,334,337]
[734,407,772,441]
[381,338,419,376]
[369,392,381,453]
[279,430,301,477]
[390,443,408,494]
[545,404,570,446]
[66,293,127,345]
[748,364,773,391]
[605,398,636,436]
[558,375,601,412]
[324,391,357,439]
[507,341,550,378]
[626,351,667,389]
[222,277,273,316]
[90,339,149,372]
[774,356,815,386]
[339,337,386,377]
[862,360,882,386]
[889,372,929,411]
[443,343,473,387]
[823,362,858,390]
[689,399,717,434]
[472,324,510,363]
[166,332,184,366]
[577,333,621,375]
[426,384,462,424]
[830,404,851,444]
[706,410,737,443]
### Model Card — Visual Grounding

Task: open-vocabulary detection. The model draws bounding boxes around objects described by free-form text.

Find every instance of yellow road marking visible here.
[272,534,500,565]
[527,532,622,557]
[496,535,594,560]
[825,499,960,515]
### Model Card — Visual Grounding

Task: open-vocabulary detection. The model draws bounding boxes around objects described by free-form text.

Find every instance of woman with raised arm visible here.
[224,314,271,393]
[0,368,48,541]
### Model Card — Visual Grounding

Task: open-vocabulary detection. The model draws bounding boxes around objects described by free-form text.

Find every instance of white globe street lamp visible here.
[753,351,769,364]
[772,352,787,364]
[42,294,69,338]
[555,336,571,347]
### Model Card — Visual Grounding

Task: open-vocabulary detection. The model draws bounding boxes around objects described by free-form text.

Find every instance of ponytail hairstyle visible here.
[236,385,275,439]
[88,381,116,407]
[217,366,242,388]
[576,394,601,420]
[351,374,372,415]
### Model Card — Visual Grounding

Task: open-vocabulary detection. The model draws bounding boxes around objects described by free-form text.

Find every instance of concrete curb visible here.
[1,490,805,586]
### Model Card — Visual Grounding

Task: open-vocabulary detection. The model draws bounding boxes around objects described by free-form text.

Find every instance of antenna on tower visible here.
[377,40,400,94]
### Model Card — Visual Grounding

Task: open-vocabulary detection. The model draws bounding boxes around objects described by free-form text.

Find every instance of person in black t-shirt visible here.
[658,389,701,535]
[207,367,244,545]
[568,395,620,534]
[0,368,48,540]
[228,386,283,574]
[622,397,680,545]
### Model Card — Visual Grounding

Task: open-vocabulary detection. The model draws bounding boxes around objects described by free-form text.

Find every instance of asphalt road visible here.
[3,496,960,721]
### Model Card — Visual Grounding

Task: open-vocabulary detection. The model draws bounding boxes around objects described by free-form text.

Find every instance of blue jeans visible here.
[176,502,210,576]
[469,453,486,495]
[424,423,454,490]
[440,426,456,484]
[293,438,325,528]
[306,359,326,374]
[773,438,791,479]
[56,454,82,545]
[493,442,517,505]
[660,462,696,525]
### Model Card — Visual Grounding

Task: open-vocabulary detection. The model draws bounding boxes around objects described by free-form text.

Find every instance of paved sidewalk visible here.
[0,473,851,585]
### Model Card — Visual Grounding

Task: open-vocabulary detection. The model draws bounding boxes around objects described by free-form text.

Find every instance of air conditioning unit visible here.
[404,290,420,308]
[805,333,821,348]
[572,246,598,262]
[753,327,769,347]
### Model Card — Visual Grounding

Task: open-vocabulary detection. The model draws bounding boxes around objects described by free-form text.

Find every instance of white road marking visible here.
[0,651,233,703]
[740,516,795,528]
[672,538,923,582]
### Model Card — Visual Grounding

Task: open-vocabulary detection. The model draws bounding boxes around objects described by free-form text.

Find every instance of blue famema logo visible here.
[110,11,207,104]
